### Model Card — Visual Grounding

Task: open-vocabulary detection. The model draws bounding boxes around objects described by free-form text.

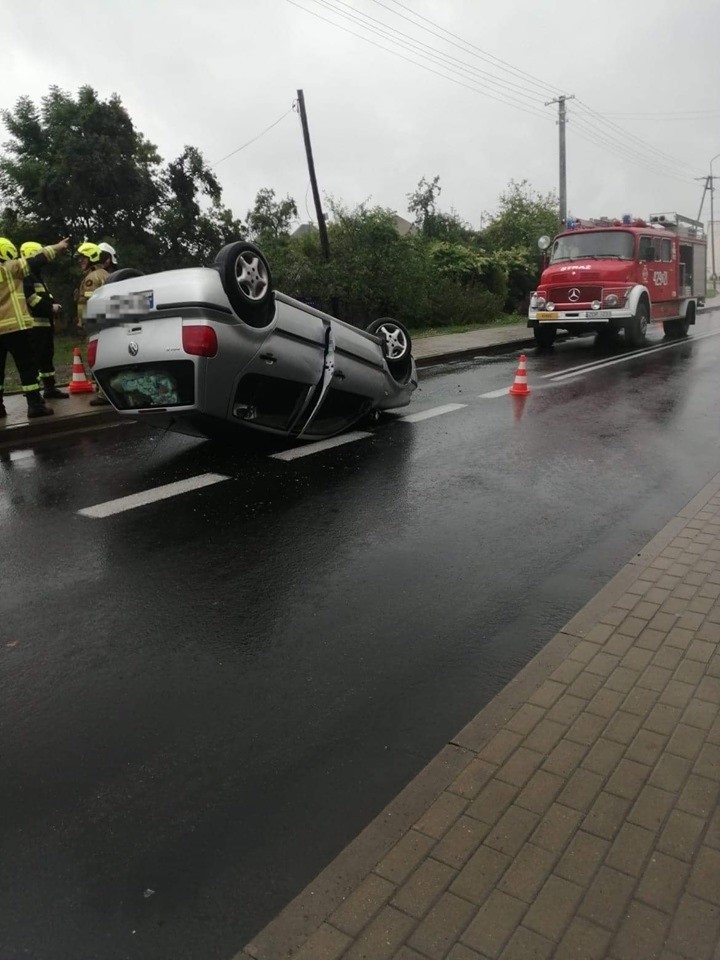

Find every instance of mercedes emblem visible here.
[568,288,581,302]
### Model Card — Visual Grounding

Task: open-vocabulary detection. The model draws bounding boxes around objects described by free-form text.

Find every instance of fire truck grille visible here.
[549,285,602,306]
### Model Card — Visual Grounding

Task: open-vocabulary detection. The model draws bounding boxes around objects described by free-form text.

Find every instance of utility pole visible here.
[546,94,575,228]
[296,89,330,262]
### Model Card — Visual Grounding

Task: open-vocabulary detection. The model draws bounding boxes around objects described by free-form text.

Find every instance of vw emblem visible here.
[568,288,581,302]
[128,341,139,357]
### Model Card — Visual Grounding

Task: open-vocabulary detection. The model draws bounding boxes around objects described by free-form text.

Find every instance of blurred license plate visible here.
[106,290,154,318]
[585,310,611,318]
[536,311,558,320]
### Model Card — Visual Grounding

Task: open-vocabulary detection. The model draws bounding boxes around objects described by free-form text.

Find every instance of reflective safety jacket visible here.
[0,246,57,336]
[75,266,108,326]
[23,270,56,328]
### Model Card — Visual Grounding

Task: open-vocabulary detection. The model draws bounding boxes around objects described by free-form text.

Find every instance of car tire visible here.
[366,317,413,382]
[663,303,692,338]
[105,268,145,284]
[533,323,556,350]
[214,241,274,327]
[625,299,649,347]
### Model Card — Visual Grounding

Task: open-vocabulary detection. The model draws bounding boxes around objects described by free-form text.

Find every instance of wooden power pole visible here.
[296,89,330,261]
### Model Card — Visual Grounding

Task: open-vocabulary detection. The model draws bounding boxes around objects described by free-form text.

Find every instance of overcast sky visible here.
[5,0,720,234]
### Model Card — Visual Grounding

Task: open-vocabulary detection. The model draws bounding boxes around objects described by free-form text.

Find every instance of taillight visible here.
[87,338,98,367]
[182,325,218,357]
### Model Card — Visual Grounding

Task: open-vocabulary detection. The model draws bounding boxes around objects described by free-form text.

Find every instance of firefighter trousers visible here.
[0,329,42,398]
[32,323,56,379]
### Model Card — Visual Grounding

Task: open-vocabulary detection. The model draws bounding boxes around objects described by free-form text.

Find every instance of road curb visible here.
[415,337,537,368]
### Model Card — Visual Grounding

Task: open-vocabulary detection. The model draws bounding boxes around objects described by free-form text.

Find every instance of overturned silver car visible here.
[86,242,417,441]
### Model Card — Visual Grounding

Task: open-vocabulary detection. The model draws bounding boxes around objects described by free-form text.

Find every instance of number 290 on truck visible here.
[528,212,707,349]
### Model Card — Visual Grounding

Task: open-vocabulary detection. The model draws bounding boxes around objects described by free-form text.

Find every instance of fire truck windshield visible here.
[550,231,634,263]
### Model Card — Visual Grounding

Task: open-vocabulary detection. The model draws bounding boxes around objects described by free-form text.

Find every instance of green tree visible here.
[246,188,298,240]
[481,179,559,252]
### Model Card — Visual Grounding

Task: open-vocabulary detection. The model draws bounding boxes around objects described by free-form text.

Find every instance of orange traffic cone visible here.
[508,354,531,396]
[67,347,95,394]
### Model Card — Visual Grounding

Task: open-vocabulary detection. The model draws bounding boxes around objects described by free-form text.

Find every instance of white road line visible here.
[271,431,372,461]
[478,388,511,399]
[398,403,467,422]
[77,473,230,518]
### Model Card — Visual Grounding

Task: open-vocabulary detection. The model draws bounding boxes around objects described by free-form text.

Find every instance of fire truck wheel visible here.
[625,300,649,347]
[663,318,689,338]
[533,323,556,350]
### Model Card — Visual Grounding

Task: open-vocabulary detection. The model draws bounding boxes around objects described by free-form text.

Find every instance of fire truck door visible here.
[639,236,672,304]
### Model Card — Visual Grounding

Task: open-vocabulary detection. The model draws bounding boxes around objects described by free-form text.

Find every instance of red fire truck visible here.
[528,212,707,348]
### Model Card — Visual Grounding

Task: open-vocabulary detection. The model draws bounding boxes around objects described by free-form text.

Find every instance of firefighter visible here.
[0,236,69,419]
[20,241,68,400]
[86,241,119,406]
[74,242,107,331]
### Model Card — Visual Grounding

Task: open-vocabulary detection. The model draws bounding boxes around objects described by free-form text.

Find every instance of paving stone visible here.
[651,645,685,671]
[391,857,456,918]
[708,654,720,678]
[581,738,625,776]
[547,694,588,726]
[687,638,717,662]
[649,611,681,632]
[665,626,695,650]
[666,722,706,760]
[586,687,625,718]
[628,785,675,831]
[586,652,621,678]
[676,610,705,630]
[570,640,601,665]
[632,600,662,621]
[556,768,604,813]
[644,702,683,735]
[697,676,720,703]
[636,628,667,652]
[697,620,720,642]
[656,808,706,862]
[585,622,616,643]
[497,926,554,960]
[293,923,351,960]
[638,664,673,692]
[514,770,564,815]
[611,900,670,960]
[408,892,478,960]
[709,717,720,745]
[659,679,699,709]
[467,780,518,826]
[605,666,641,693]
[565,713,608,747]
[603,633,636,657]
[687,846,720,906]
[528,680,567,710]
[506,703,546,736]
[578,865,635,930]
[581,791,631,841]
[674,657,709,685]
[393,948,428,960]
[480,729,524,765]
[605,759,651,801]
[460,890,527,959]
[451,844,511,905]
[484,805,539,857]
[554,917,612,960]
[531,804,583,854]
[555,831,608,887]
[621,686,659,718]
[447,947,488,960]
[694,743,720,782]
[605,821,656,876]
[433,816,491,870]
[542,739,587,778]
[625,728,668,766]
[682,698,719,730]
[550,660,585,685]
[649,753,693,793]
[678,775,720,819]
[601,607,627,627]
[376,830,436,885]
[603,710,644,745]
[497,842,558,903]
[523,719,567,754]
[451,759,498,800]
[567,671,605,700]
[496,748,544,788]
[644,586,671,604]
[666,893,720,960]
[343,905,417,960]
[636,851,690,914]
[330,874,396,936]
[522,874,584,943]
[621,646,654,671]
[416,791,468,840]
[617,615,647,638]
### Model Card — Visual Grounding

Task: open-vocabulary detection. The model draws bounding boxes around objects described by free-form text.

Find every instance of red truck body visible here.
[528,213,707,348]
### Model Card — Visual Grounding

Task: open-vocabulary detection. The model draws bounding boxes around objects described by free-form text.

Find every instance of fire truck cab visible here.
[528,213,707,349]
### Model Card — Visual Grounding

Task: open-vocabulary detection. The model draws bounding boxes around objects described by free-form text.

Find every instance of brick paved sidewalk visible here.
[242,475,720,960]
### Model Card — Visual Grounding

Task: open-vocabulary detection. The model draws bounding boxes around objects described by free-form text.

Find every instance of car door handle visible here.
[259,352,277,364]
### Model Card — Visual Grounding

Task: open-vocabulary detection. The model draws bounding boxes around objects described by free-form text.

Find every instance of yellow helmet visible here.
[20,241,43,259]
[76,241,101,263]
[0,237,19,262]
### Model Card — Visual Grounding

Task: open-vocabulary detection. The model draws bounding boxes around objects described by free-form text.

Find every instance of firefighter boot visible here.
[26,391,54,419]
[0,394,6,418]
[42,375,69,399]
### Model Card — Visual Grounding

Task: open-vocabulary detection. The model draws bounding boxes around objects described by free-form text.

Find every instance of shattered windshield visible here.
[550,231,635,262]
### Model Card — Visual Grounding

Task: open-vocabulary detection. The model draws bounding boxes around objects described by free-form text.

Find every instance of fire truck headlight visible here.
[534,295,546,309]
[605,294,619,308]
[591,300,601,311]
[545,301,555,311]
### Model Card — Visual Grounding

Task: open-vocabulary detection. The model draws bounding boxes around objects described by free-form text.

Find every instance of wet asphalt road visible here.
[2,313,720,960]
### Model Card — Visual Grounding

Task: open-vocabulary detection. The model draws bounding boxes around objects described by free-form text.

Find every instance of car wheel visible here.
[105,268,145,284]
[366,317,413,383]
[214,241,274,327]
[663,303,692,338]
[625,299,649,347]
[533,323,556,350]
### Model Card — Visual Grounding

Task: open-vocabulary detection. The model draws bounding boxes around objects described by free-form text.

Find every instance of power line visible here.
[212,106,295,167]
